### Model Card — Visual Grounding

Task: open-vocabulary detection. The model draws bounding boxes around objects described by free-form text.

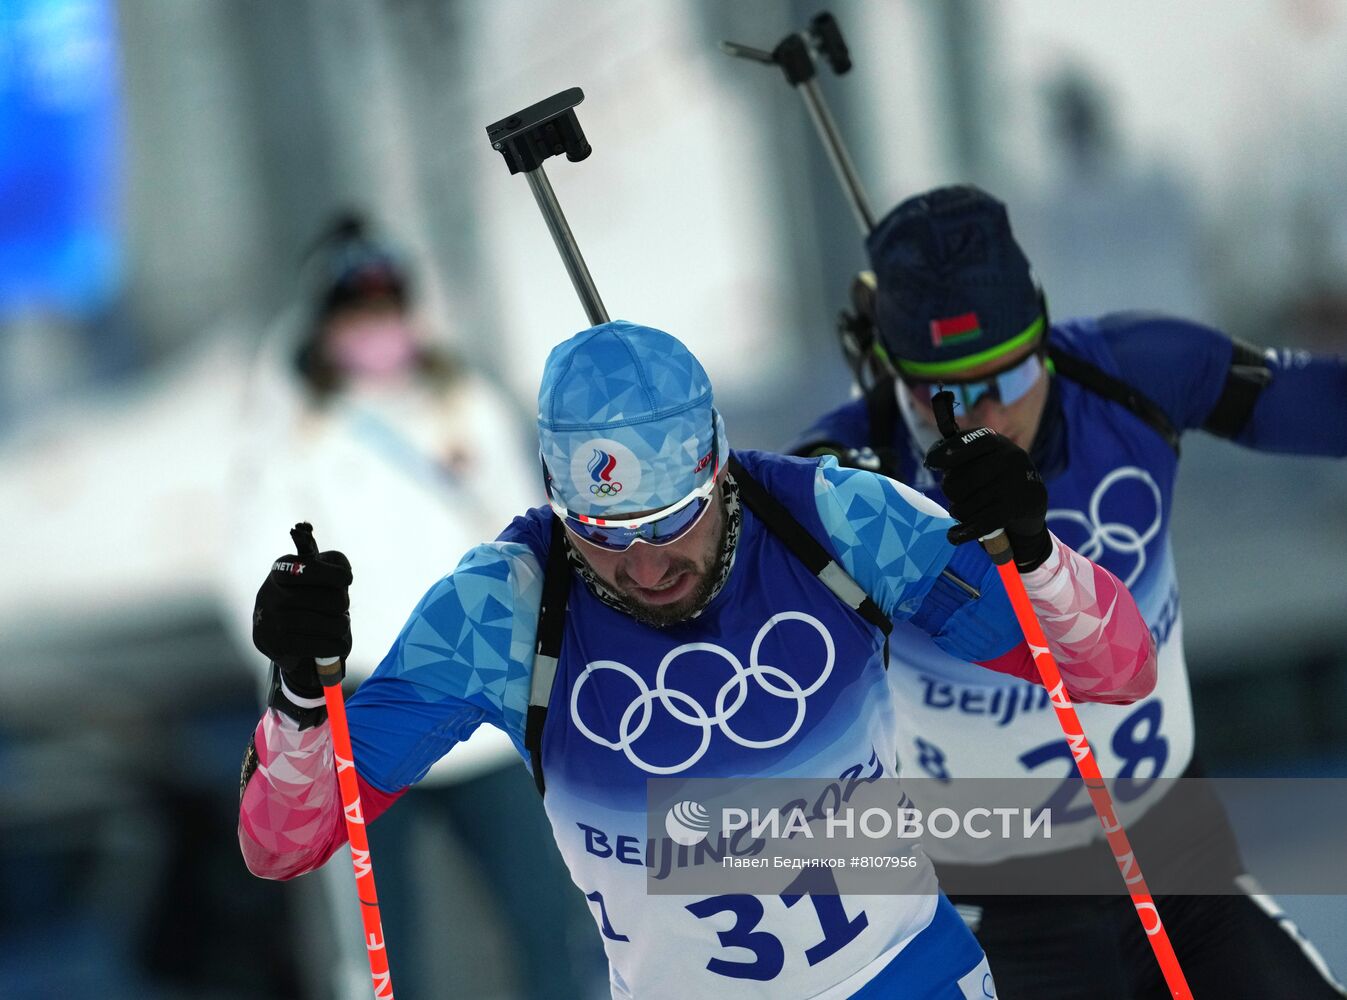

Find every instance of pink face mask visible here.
[325,317,418,379]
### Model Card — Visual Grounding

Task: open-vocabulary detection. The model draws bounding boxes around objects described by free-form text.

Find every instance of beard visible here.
[613,550,725,628]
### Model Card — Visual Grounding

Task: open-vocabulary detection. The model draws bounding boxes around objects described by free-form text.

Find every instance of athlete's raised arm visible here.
[812,429,1156,705]
[238,538,540,879]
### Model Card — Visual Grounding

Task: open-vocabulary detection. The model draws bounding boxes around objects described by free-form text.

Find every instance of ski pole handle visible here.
[978,529,1013,563]
[928,392,1192,999]
[929,395,1017,560]
[315,655,344,684]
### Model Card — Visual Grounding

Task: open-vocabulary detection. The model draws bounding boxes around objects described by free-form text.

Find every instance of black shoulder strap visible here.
[525,515,570,796]
[864,379,897,451]
[862,381,902,478]
[727,456,892,663]
[1048,346,1181,456]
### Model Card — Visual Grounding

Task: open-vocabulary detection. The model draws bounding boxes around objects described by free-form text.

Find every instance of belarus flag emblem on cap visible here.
[929,312,982,348]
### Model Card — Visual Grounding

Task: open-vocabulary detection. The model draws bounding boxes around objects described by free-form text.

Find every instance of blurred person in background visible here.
[237,319,1161,999]
[221,213,605,999]
[793,184,1347,999]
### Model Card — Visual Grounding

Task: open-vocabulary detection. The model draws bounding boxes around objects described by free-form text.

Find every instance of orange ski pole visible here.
[932,394,1192,1000]
[292,524,395,1000]
[316,654,394,999]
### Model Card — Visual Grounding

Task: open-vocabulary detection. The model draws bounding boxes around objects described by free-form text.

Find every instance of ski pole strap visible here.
[1047,347,1181,455]
[727,457,892,666]
[527,515,572,796]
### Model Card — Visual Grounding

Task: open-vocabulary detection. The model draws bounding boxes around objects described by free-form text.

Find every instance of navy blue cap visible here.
[865,185,1043,379]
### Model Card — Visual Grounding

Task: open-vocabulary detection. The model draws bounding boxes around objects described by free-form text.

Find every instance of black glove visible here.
[923,397,1051,572]
[253,522,352,722]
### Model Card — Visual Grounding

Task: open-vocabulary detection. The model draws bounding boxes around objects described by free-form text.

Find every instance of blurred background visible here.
[2,0,1345,996]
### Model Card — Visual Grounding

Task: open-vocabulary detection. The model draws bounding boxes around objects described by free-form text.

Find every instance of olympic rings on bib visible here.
[1046,466,1162,588]
[589,482,623,495]
[569,613,835,774]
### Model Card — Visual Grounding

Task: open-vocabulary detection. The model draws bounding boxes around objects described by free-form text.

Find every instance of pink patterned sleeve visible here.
[238,710,402,880]
[978,534,1157,704]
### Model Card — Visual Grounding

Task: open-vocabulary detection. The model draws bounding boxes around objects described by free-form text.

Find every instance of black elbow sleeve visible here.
[1202,339,1273,438]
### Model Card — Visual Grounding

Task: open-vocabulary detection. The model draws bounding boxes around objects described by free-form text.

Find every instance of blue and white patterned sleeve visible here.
[810,456,958,617]
[344,542,542,793]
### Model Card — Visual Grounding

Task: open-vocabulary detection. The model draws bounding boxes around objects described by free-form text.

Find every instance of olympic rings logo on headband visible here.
[569,612,835,774]
[590,482,623,495]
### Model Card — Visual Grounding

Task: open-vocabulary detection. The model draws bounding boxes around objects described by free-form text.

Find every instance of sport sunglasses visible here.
[544,416,721,552]
[906,351,1044,413]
